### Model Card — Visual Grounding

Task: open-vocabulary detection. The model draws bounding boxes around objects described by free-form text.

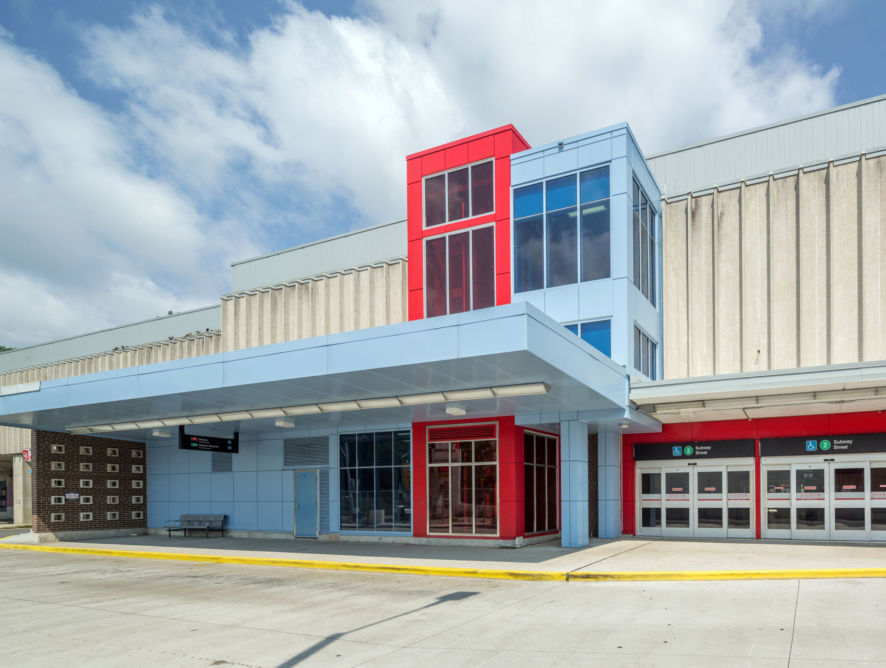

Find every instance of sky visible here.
[0,0,884,349]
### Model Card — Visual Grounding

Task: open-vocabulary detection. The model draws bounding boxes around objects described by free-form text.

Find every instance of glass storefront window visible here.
[795,507,825,530]
[424,160,494,227]
[728,507,750,529]
[872,508,886,531]
[641,472,660,495]
[834,468,865,493]
[523,431,558,534]
[641,507,661,528]
[834,507,865,531]
[697,471,722,494]
[665,507,689,528]
[767,507,790,530]
[665,471,689,494]
[425,226,496,317]
[340,431,411,532]
[697,508,722,528]
[429,433,499,535]
[767,469,791,494]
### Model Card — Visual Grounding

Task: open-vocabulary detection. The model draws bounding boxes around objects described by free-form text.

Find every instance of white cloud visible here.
[0,0,839,348]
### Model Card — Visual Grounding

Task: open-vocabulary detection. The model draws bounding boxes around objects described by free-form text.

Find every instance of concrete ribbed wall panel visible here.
[662,153,886,379]
[0,426,30,455]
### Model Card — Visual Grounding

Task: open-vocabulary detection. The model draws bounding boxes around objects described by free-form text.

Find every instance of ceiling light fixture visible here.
[274,419,295,429]
[445,405,467,416]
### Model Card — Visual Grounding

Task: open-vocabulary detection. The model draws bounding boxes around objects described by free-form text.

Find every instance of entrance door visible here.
[294,470,318,538]
[832,463,867,540]
[661,468,692,537]
[637,469,662,536]
[872,464,886,541]
[694,466,726,538]
[793,462,828,539]
[726,467,754,538]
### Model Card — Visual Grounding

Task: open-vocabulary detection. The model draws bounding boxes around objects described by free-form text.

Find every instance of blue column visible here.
[560,420,589,547]
[597,431,622,538]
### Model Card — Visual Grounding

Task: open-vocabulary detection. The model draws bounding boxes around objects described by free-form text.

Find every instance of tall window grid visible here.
[340,431,411,532]
[424,160,494,227]
[425,225,495,317]
[428,435,498,535]
[513,165,610,293]
[634,326,657,380]
[632,177,656,304]
[524,431,558,534]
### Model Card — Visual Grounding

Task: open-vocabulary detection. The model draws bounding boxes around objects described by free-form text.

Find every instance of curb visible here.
[2,543,885,582]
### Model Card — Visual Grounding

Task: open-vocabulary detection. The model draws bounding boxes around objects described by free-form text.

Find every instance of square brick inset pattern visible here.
[31,431,147,534]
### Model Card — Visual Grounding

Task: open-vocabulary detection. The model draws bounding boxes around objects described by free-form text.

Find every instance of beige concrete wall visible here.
[0,426,31,455]
[0,333,222,386]
[220,259,408,352]
[662,152,886,379]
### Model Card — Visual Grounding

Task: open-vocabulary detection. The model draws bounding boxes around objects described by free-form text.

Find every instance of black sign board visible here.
[634,439,755,461]
[761,433,886,457]
[178,426,239,453]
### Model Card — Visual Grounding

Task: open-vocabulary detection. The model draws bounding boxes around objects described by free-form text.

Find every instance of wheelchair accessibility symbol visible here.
[672,446,682,456]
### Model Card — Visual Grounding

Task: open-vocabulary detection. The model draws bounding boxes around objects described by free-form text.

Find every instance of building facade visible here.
[1,94,885,545]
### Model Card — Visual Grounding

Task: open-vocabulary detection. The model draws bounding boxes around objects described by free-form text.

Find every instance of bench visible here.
[163,514,225,538]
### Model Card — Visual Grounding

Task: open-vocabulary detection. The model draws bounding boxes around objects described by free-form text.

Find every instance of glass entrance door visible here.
[694,466,726,538]
[871,465,886,541]
[726,468,753,538]
[793,463,828,539]
[832,464,867,540]
[661,468,691,537]
[637,470,662,536]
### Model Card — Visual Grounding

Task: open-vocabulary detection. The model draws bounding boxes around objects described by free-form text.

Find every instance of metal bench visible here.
[163,514,225,538]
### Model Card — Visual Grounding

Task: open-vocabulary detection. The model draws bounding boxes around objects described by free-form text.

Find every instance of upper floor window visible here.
[514,166,610,292]
[426,226,495,317]
[632,178,656,305]
[634,326,657,379]
[425,161,494,227]
[564,319,611,357]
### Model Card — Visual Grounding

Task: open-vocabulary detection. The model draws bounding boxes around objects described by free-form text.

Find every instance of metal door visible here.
[637,468,662,537]
[725,466,754,538]
[661,467,692,537]
[294,470,318,538]
[792,462,828,540]
[871,463,886,541]
[762,465,792,539]
[831,462,867,540]
[694,466,726,538]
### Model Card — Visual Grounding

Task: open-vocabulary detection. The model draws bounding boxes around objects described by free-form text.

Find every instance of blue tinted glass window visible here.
[514,183,543,219]
[514,215,544,292]
[564,324,578,335]
[546,208,577,287]
[580,320,611,357]
[546,175,576,211]
[580,166,609,203]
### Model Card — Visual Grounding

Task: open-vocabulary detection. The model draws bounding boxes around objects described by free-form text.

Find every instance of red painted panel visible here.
[690,419,755,441]
[495,272,511,306]
[827,411,886,434]
[755,414,831,438]
[408,288,424,321]
[445,144,469,169]
[494,132,512,156]
[428,424,496,441]
[511,132,531,153]
[407,239,423,293]
[494,157,511,218]
[494,218,511,276]
[468,136,495,162]
[422,151,445,176]
[412,422,428,537]
[407,182,424,241]
[407,157,422,184]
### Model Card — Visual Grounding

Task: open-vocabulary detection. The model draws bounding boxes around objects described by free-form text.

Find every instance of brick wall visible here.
[588,433,598,538]
[31,431,147,534]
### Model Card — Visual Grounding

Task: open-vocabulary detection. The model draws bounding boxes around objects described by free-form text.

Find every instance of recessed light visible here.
[274,419,295,429]
[445,405,467,416]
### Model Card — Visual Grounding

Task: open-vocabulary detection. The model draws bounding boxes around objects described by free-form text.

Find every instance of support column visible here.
[560,420,588,548]
[597,431,622,539]
[12,453,31,526]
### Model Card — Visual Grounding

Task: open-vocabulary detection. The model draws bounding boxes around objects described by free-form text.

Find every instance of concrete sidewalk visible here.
[3,532,886,581]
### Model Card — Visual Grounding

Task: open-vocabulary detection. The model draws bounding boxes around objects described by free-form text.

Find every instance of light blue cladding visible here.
[510,123,663,380]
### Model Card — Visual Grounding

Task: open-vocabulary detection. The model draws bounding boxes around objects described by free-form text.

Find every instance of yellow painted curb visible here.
[0,542,564,581]
[2,543,885,582]
[566,568,886,582]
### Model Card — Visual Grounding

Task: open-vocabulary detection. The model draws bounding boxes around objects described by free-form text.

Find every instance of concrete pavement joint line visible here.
[3,543,886,581]
[788,579,801,664]
[566,539,655,574]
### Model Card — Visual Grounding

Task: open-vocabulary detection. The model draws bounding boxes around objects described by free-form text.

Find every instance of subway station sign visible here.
[634,439,755,461]
[178,426,239,453]
[761,433,886,457]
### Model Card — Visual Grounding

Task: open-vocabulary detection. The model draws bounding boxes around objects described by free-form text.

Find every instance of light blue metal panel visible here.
[233,471,257,500]
[233,440,256,472]
[223,346,327,387]
[67,376,140,406]
[168,501,190,521]
[147,474,168,502]
[189,500,212,514]
[456,316,527,359]
[257,471,283,502]
[510,156,543,185]
[327,325,457,373]
[147,501,168,528]
[560,420,589,547]
[282,495,295,533]
[210,472,233,501]
[577,139,611,169]
[510,288,545,312]
[609,280,631,368]
[256,440,282,471]
[609,156,629,198]
[138,362,225,398]
[577,281,613,322]
[167,445,190,472]
[168,474,190,502]
[187,450,210,474]
[147,444,169,475]
[233,501,258,530]
[210,501,233,522]
[610,130,628,159]
[542,284,580,323]
[282,469,294,499]
[543,148,579,177]
[189,473,211,502]
[257,501,283,531]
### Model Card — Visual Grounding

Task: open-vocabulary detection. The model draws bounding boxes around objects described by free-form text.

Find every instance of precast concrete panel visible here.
[661,153,886,379]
